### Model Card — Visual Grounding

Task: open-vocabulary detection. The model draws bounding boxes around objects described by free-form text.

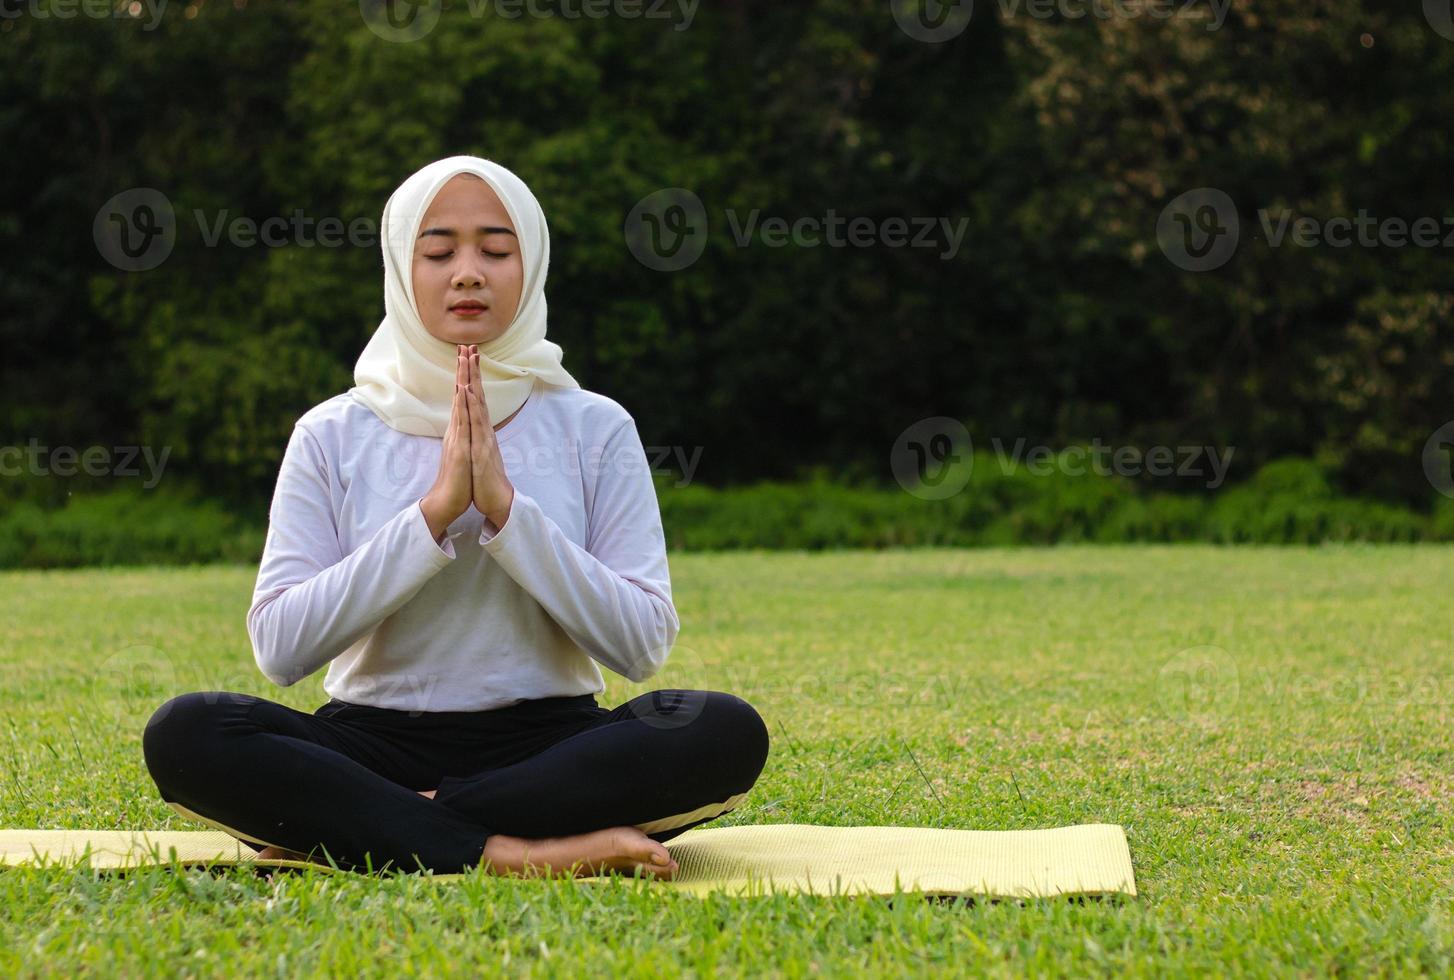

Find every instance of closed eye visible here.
[424,250,512,261]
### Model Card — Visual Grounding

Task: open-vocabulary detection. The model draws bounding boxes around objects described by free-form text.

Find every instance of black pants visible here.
[142,688,770,875]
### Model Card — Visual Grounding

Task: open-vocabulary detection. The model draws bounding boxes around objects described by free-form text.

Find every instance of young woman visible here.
[142,155,770,878]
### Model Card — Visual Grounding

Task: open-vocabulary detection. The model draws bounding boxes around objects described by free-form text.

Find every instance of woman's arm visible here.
[477,417,680,683]
[247,423,456,687]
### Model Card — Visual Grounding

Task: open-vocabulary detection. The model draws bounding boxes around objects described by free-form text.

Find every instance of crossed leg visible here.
[142,688,769,876]
[427,688,770,842]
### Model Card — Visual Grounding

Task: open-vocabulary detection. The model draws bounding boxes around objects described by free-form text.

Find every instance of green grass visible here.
[2,546,1452,975]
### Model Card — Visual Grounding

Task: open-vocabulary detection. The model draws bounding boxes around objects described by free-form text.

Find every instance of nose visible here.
[452,254,488,289]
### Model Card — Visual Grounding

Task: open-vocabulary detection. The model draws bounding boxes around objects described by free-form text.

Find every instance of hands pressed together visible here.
[419,344,516,544]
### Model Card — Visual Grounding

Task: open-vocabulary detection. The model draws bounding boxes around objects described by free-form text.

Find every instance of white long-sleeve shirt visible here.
[245,376,680,712]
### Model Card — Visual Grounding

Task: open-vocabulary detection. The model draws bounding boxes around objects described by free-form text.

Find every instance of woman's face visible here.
[411,173,524,346]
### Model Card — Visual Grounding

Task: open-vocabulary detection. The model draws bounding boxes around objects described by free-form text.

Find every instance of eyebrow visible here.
[417,226,517,239]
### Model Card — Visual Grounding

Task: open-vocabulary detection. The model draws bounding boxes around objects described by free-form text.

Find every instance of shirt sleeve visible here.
[246,423,456,687]
[477,417,680,683]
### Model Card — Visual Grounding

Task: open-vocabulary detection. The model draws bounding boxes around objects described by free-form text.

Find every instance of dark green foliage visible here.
[3,1,1452,557]
[0,456,1447,566]
[650,457,1447,555]
[0,487,262,569]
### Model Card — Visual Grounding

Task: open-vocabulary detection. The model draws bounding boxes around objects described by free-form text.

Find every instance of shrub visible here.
[0,486,262,569]
[2,457,1447,567]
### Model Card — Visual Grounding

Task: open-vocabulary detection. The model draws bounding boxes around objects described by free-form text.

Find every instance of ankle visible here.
[481,834,529,875]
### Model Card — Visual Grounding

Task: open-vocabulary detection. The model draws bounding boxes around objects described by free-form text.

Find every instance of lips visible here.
[450,301,488,313]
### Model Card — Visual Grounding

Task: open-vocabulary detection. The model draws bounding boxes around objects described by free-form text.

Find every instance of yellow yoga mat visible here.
[0,824,1135,899]
[659,823,1135,899]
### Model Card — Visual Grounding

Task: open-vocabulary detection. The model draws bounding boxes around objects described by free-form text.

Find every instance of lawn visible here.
[2,546,1451,975]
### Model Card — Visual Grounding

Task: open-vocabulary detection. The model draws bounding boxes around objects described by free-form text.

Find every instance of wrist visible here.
[483,487,515,533]
[418,495,451,544]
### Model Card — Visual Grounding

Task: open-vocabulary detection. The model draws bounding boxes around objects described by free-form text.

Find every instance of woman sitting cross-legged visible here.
[142,155,769,878]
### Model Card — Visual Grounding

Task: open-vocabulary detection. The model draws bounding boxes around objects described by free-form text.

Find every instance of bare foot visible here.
[482,826,679,879]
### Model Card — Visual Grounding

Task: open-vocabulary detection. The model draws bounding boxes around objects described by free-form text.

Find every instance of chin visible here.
[430,317,503,346]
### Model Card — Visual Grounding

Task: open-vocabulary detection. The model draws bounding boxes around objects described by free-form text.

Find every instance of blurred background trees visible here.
[3,0,1452,528]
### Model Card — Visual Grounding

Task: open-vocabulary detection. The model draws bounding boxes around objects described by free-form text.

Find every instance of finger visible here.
[453,383,467,440]
[466,382,486,450]
[470,350,490,423]
[450,360,461,431]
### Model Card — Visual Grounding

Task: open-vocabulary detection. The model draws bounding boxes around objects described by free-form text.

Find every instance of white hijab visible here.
[349,155,580,437]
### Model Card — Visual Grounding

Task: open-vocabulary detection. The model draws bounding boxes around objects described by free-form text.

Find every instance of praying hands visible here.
[419,344,517,544]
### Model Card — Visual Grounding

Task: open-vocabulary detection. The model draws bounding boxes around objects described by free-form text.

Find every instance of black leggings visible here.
[141,688,770,874]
